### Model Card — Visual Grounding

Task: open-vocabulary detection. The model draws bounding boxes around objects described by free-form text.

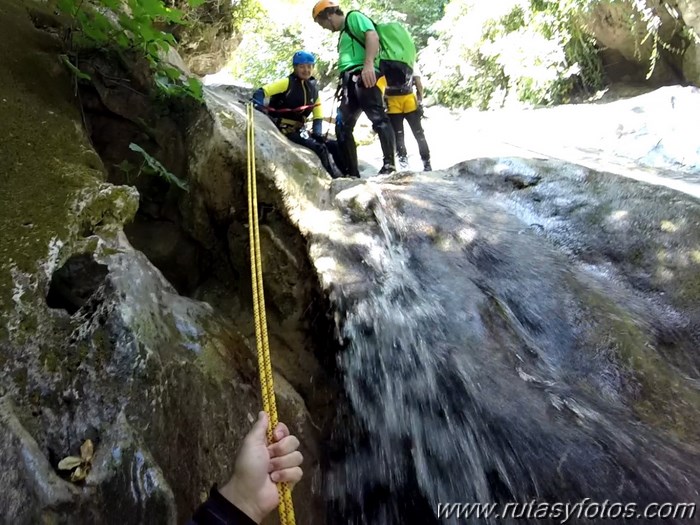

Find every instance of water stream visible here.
[203,86,699,524]
[323,174,699,524]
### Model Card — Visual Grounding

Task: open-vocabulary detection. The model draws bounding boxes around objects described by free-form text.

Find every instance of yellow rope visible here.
[246,103,297,525]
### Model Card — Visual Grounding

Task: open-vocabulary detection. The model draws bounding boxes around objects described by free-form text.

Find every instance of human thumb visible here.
[246,411,270,445]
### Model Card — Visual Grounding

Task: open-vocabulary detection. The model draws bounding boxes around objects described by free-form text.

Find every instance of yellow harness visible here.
[276,117,305,135]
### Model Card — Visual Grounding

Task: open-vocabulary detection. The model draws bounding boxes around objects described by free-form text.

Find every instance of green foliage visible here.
[421,0,690,109]
[231,0,264,34]
[626,0,689,81]
[228,0,338,88]
[357,0,448,48]
[228,0,447,89]
[57,0,203,100]
[421,0,598,109]
[230,23,307,87]
[128,143,189,191]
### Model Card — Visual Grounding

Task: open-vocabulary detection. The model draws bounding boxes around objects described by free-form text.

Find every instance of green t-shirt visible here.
[337,11,379,73]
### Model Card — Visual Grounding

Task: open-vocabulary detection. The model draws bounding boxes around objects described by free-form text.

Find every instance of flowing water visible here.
[203,86,699,523]
[323,174,699,524]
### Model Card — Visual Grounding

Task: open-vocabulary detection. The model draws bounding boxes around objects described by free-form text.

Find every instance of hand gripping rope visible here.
[246,102,297,525]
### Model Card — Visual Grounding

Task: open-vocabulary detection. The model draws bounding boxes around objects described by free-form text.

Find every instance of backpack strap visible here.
[341,10,379,49]
[307,77,319,101]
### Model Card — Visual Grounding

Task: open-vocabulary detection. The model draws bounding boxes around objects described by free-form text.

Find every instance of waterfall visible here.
[324,175,699,524]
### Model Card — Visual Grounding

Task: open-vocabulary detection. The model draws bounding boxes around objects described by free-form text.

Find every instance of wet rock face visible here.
[458,157,700,321]
[455,158,700,429]
[4,233,322,523]
[124,218,203,294]
[319,165,700,523]
[0,2,323,523]
[198,83,700,523]
[186,87,339,400]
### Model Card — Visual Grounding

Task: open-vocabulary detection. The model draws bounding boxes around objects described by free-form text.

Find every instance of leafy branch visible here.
[422,0,695,109]
[56,0,203,100]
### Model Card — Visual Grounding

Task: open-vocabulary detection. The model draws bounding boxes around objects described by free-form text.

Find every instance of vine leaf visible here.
[81,439,94,463]
[129,143,190,191]
[57,456,83,471]
[57,439,95,484]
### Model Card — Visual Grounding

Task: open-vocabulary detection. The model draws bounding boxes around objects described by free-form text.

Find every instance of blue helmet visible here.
[292,50,316,66]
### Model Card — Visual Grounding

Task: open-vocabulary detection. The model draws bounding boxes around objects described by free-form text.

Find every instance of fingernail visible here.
[271,472,279,482]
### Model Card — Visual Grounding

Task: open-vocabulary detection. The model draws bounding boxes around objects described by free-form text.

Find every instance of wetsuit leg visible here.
[287,131,338,177]
[336,76,363,178]
[357,81,396,168]
[325,139,347,178]
[405,110,431,162]
[388,113,407,158]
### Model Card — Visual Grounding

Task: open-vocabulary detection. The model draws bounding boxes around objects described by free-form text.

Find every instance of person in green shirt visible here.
[312,0,397,177]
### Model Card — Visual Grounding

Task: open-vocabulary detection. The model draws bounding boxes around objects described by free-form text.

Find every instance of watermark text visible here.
[436,500,696,522]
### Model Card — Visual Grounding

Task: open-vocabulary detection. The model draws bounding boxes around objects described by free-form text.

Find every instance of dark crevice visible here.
[505,172,541,189]
[123,216,208,295]
[78,69,209,297]
[47,254,109,315]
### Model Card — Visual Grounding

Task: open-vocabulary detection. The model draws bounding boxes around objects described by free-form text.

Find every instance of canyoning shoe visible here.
[398,156,409,169]
[378,164,396,174]
[423,160,432,172]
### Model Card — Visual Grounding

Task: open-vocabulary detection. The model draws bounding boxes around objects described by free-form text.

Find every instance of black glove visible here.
[416,103,425,119]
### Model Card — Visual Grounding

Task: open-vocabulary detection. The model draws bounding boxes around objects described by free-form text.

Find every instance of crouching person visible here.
[252,50,345,178]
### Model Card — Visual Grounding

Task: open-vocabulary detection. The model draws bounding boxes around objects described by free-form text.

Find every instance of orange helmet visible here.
[312,0,338,20]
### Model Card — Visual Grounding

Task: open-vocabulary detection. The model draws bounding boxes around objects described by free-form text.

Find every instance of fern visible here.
[128,143,190,191]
